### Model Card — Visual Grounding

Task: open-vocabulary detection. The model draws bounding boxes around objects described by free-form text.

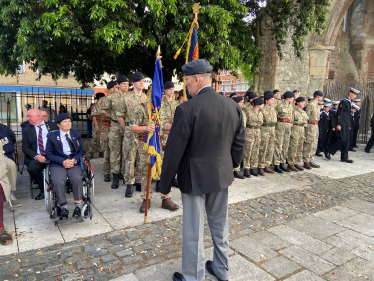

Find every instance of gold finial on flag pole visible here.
[193,3,201,19]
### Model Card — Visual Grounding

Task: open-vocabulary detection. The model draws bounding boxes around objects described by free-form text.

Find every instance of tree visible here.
[0,0,328,87]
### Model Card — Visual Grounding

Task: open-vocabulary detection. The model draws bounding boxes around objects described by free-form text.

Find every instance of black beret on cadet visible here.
[296,97,305,103]
[232,96,243,103]
[314,90,324,97]
[54,113,70,124]
[253,98,264,105]
[117,75,128,84]
[131,72,144,82]
[293,90,299,94]
[182,59,212,75]
[264,91,274,100]
[246,92,257,100]
[273,89,280,94]
[283,91,295,99]
[229,93,237,98]
[164,81,174,89]
[107,81,117,89]
[95,92,105,99]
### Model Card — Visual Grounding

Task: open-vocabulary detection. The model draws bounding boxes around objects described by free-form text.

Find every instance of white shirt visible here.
[34,121,48,155]
[60,130,73,155]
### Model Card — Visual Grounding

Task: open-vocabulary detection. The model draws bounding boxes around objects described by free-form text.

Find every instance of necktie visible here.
[65,134,76,153]
[38,125,45,155]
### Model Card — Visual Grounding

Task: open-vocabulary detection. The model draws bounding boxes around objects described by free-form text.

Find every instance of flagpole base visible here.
[144,216,147,224]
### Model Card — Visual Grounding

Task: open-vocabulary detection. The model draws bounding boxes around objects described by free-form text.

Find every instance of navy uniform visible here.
[325,101,339,152]
[352,99,361,148]
[316,103,331,155]
[365,114,374,153]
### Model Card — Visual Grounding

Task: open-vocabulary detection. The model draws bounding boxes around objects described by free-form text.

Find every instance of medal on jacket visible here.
[77,140,80,146]
[57,136,60,141]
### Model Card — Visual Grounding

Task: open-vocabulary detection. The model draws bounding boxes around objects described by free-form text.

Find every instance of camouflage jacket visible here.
[160,97,179,139]
[129,103,149,138]
[276,102,293,120]
[305,100,320,122]
[100,91,126,121]
[293,106,309,127]
[262,105,277,125]
[246,107,263,128]
[117,91,148,122]
[94,96,111,121]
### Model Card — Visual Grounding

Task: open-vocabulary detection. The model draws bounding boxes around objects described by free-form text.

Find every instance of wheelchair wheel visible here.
[80,203,92,221]
[91,174,95,204]
[43,166,52,214]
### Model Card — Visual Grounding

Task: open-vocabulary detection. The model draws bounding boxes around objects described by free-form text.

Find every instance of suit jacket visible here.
[22,121,58,166]
[329,109,337,130]
[45,129,85,168]
[0,123,16,160]
[159,86,245,196]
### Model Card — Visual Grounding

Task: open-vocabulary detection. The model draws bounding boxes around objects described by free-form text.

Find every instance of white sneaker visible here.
[9,195,22,208]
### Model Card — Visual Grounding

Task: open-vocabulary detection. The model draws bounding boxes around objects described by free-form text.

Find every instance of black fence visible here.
[0,90,95,139]
[325,80,374,144]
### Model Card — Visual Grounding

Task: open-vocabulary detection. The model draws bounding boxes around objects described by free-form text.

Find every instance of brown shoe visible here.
[258,168,265,176]
[294,164,304,171]
[162,198,179,211]
[287,165,298,172]
[0,227,13,245]
[303,162,311,169]
[309,162,320,168]
[264,166,275,174]
[140,199,151,213]
[104,174,110,182]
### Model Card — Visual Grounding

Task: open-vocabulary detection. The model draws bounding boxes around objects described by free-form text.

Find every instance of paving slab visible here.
[285,215,345,239]
[319,247,356,265]
[283,270,322,281]
[351,246,374,262]
[338,213,374,237]
[324,257,374,280]
[110,274,139,281]
[230,236,279,262]
[335,229,374,247]
[260,256,301,278]
[267,225,333,254]
[341,199,374,215]
[249,230,292,251]
[313,206,360,222]
[323,235,361,251]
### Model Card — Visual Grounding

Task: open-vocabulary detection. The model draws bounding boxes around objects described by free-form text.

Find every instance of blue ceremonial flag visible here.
[143,57,163,179]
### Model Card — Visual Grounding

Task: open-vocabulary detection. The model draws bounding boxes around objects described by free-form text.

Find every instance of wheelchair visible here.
[43,158,95,226]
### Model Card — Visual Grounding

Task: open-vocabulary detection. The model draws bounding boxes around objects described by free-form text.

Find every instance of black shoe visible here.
[60,208,69,220]
[349,149,356,152]
[173,272,183,281]
[315,152,323,157]
[72,207,81,218]
[206,260,228,281]
[280,163,290,172]
[172,178,179,187]
[341,159,354,163]
[133,183,141,192]
[111,174,119,189]
[354,146,359,148]
[125,184,133,198]
[274,165,283,173]
[324,152,331,160]
[243,169,251,178]
[365,148,370,153]
[35,192,44,200]
[155,180,160,192]
[250,169,259,177]
[233,171,245,179]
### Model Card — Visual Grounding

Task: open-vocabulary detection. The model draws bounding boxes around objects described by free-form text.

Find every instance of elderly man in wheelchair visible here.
[45,113,88,221]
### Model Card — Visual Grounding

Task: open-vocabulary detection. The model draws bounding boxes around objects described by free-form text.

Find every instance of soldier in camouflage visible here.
[273,89,282,108]
[232,96,246,179]
[89,93,105,159]
[288,97,309,171]
[273,91,295,173]
[243,91,257,111]
[303,91,323,169]
[258,91,277,176]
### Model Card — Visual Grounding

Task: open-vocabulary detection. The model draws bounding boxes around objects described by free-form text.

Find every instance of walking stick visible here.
[144,162,152,223]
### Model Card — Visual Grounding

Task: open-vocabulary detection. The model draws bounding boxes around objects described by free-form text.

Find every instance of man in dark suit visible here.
[46,113,85,220]
[159,59,245,281]
[22,109,58,200]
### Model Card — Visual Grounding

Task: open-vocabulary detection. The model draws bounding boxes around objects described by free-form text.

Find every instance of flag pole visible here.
[144,162,151,223]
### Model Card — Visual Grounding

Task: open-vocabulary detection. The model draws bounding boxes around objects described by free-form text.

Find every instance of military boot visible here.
[125,184,133,198]
[233,171,245,179]
[250,169,259,177]
[274,165,283,173]
[243,169,251,178]
[155,180,160,192]
[280,163,290,172]
[134,183,141,192]
[111,174,119,189]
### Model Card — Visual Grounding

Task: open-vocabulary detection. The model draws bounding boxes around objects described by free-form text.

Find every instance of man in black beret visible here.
[178,89,185,104]
[159,59,245,281]
[273,89,281,107]
[245,91,257,109]
[229,93,237,99]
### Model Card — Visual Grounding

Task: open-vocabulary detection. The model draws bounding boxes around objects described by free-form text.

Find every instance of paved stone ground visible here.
[1,146,374,280]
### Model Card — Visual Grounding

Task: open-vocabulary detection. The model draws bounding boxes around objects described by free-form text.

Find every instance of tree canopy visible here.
[0,0,329,87]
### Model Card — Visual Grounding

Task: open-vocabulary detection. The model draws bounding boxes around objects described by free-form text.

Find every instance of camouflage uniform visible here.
[101,91,125,174]
[95,96,111,174]
[129,103,170,199]
[303,100,320,163]
[273,102,293,165]
[288,107,308,165]
[243,107,263,169]
[160,97,179,145]
[234,109,247,172]
[117,91,148,185]
[258,105,277,168]
[90,102,103,155]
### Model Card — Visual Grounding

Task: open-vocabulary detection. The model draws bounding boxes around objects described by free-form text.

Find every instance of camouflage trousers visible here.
[100,125,111,174]
[243,128,261,169]
[233,166,240,172]
[258,126,275,168]
[273,122,292,165]
[90,123,103,154]
[288,126,305,165]
[122,127,138,185]
[303,124,319,163]
[108,122,124,174]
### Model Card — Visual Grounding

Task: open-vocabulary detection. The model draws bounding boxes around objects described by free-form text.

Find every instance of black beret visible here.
[273,89,280,94]
[293,90,299,94]
[107,81,117,89]
[253,98,264,105]
[232,96,243,103]
[314,90,324,97]
[179,89,184,97]
[264,91,274,100]
[283,91,294,99]
[182,59,212,76]
[229,93,237,98]
[117,75,128,84]
[296,97,305,103]
[164,81,174,89]
[245,92,257,100]
[131,72,144,82]
[54,113,70,124]
[95,92,105,99]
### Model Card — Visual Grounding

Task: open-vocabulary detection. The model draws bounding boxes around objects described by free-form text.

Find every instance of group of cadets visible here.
[230,87,361,180]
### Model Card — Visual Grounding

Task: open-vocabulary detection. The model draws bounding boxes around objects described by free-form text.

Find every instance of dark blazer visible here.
[329,109,337,129]
[0,123,16,160]
[337,98,352,127]
[22,121,58,166]
[45,129,85,168]
[159,86,245,196]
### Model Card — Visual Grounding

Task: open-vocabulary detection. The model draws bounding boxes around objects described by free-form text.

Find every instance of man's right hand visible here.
[95,126,100,132]
[337,125,341,131]
[35,155,46,163]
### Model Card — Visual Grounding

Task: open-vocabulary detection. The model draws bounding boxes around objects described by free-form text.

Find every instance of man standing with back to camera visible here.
[159,59,245,281]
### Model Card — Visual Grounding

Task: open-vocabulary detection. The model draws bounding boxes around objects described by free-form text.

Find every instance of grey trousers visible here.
[50,166,83,204]
[181,188,229,281]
